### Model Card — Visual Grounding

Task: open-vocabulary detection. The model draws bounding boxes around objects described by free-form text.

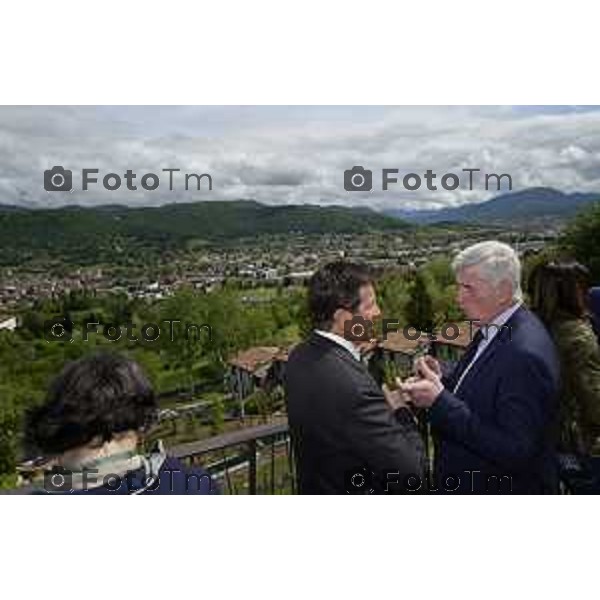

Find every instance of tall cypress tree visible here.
[405,272,435,334]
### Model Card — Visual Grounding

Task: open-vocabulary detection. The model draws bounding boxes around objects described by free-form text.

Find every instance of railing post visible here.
[248,439,257,494]
[286,436,297,495]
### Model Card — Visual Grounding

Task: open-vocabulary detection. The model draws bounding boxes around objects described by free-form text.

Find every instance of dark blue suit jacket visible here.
[430,306,560,494]
[589,287,600,342]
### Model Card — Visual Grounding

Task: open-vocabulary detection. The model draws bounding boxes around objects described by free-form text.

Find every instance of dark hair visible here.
[307,261,374,330]
[527,260,590,324]
[26,353,157,455]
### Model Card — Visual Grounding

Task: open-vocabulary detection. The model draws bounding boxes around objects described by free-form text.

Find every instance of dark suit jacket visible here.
[589,287,600,343]
[431,306,561,494]
[284,332,425,494]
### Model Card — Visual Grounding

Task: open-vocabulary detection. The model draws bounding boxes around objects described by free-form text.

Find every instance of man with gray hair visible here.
[393,241,560,493]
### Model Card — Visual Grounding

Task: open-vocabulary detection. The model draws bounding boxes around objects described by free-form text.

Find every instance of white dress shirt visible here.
[453,302,522,393]
[314,329,362,362]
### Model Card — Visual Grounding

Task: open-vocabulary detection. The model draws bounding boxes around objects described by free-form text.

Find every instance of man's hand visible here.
[413,355,442,378]
[400,359,444,408]
[358,338,379,356]
[382,379,412,411]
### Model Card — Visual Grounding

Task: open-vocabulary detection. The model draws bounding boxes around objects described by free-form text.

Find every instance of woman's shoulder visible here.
[551,317,594,342]
[551,317,600,363]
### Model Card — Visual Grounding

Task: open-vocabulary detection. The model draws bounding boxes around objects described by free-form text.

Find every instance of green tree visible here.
[404,272,435,333]
[0,396,21,488]
[209,397,225,434]
[423,257,455,289]
[377,273,410,324]
[421,259,463,323]
[561,202,600,283]
[104,292,133,325]
[158,288,211,391]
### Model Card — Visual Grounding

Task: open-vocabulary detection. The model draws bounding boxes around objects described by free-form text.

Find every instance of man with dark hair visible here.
[26,352,215,494]
[284,262,424,494]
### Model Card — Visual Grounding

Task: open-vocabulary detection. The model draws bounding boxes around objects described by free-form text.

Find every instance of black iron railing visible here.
[170,420,295,494]
[1,420,295,495]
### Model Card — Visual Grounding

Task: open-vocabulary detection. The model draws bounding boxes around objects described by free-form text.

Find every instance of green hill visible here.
[0,200,409,264]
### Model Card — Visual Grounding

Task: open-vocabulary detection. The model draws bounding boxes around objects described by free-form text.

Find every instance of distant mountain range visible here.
[384,187,600,224]
[1,189,597,266]
[0,200,408,264]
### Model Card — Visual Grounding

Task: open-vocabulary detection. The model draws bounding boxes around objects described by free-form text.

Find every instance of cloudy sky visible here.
[1,105,599,211]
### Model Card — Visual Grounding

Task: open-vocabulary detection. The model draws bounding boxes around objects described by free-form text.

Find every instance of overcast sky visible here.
[1,105,599,211]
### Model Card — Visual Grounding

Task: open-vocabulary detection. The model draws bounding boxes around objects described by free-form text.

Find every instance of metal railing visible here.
[170,419,296,494]
[1,419,295,495]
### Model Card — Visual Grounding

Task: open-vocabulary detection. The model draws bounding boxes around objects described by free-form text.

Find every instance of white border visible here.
[1,2,597,597]
[1,1,598,103]
[2,495,597,599]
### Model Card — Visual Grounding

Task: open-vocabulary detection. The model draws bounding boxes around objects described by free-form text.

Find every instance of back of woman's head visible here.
[26,352,156,455]
[528,260,590,324]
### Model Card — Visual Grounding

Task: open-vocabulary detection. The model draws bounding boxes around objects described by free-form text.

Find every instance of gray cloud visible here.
[0,105,599,211]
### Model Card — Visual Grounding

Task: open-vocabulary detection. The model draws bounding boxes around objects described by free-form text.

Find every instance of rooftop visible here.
[228,346,282,372]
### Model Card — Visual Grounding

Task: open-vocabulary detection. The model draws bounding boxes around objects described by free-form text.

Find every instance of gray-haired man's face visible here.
[456,265,514,323]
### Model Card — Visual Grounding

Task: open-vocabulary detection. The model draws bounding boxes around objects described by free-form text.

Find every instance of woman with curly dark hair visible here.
[528,261,600,493]
[26,352,215,494]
